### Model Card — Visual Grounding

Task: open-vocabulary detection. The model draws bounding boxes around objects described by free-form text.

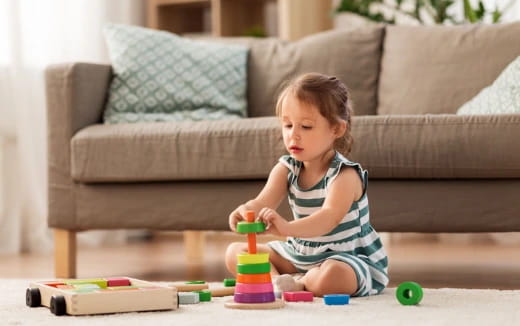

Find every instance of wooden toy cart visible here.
[26,277,178,316]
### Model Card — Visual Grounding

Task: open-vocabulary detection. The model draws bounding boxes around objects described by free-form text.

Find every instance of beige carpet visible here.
[4,279,520,325]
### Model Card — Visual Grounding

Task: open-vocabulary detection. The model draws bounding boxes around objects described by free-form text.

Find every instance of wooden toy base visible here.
[224,298,285,310]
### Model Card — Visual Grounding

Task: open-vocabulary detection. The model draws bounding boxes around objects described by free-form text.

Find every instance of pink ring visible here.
[235,282,274,293]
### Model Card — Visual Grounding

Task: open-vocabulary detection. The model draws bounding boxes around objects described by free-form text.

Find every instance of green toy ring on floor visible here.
[396,281,423,305]
[236,221,266,233]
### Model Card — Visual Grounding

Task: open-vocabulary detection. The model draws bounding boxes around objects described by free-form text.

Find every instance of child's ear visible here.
[334,121,347,138]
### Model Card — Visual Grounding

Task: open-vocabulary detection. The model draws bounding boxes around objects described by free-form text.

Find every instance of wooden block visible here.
[237,253,269,265]
[193,290,211,301]
[283,291,314,302]
[209,286,235,297]
[178,292,200,304]
[106,277,131,287]
[103,286,140,291]
[65,279,108,289]
[170,282,209,292]
[56,285,74,290]
[324,294,350,305]
[29,277,178,315]
[44,282,66,288]
[224,298,285,310]
[223,278,236,287]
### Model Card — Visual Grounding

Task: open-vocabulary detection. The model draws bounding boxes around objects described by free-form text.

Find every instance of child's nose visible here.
[290,129,301,140]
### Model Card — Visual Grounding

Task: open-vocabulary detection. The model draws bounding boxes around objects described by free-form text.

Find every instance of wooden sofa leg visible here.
[183,231,206,262]
[54,229,77,278]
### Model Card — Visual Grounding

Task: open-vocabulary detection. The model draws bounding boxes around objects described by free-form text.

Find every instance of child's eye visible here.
[284,124,292,128]
[302,126,312,130]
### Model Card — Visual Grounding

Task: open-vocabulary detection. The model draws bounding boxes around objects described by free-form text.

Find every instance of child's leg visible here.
[225,242,298,276]
[301,259,358,297]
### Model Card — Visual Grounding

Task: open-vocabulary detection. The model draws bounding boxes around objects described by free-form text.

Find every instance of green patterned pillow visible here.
[457,56,520,115]
[103,24,249,123]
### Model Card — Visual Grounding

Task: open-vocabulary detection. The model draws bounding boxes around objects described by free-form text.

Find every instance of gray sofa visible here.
[46,22,520,278]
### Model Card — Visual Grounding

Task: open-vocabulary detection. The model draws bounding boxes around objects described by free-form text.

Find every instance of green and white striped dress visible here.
[268,152,389,296]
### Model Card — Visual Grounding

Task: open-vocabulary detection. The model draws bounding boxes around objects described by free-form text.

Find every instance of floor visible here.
[1,231,520,290]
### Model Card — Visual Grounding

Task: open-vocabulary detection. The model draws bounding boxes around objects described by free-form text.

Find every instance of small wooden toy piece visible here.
[237,262,271,274]
[169,282,209,292]
[236,221,266,233]
[193,290,212,302]
[26,277,178,315]
[178,292,199,304]
[236,273,272,284]
[396,281,423,305]
[106,277,131,287]
[283,291,314,302]
[235,282,274,293]
[225,211,284,310]
[223,278,236,287]
[237,253,269,265]
[324,294,350,305]
[209,286,235,297]
[245,211,257,253]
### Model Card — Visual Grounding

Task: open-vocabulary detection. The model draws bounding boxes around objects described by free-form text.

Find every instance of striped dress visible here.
[268,152,389,296]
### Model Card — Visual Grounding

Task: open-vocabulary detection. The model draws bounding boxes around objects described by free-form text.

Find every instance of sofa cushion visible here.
[246,26,384,117]
[378,22,520,115]
[71,117,285,182]
[457,56,520,115]
[71,114,520,183]
[349,114,520,179]
[103,24,249,123]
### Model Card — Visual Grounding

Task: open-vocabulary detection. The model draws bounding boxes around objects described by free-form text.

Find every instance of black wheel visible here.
[50,295,66,316]
[26,288,41,307]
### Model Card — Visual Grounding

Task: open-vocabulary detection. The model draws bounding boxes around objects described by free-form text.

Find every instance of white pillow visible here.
[457,56,520,115]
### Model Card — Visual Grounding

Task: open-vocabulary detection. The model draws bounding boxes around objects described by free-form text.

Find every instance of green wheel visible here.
[396,281,423,305]
[236,221,265,233]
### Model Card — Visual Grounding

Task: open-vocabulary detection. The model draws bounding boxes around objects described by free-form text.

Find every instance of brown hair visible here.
[275,73,354,154]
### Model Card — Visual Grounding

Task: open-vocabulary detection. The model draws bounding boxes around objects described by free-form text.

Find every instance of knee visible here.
[225,242,247,271]
[307,260,358,296]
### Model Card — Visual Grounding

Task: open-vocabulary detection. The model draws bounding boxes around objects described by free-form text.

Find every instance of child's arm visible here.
[259,167,362,238]
[228,162,288,232]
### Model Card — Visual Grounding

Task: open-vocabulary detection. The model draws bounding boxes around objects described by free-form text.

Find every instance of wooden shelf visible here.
[147,0,333,40]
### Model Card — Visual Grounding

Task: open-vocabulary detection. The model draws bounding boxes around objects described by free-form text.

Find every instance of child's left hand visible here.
[257,207,290,236]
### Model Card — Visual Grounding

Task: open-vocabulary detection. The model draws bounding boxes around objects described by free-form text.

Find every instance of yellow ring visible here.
[237,253,269,265]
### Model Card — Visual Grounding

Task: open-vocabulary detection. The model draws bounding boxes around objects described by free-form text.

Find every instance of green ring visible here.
[237,263,271,274]
[236,221,265,233]
[396,281,423,305]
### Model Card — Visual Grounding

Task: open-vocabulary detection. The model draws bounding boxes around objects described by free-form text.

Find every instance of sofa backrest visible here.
[378,22,520,115]
[245,26,385,117]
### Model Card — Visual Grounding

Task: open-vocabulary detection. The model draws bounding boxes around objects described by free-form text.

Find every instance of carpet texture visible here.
[3,279,519,325]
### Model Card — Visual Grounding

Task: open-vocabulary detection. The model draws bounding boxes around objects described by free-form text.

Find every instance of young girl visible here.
[225,73,388,297]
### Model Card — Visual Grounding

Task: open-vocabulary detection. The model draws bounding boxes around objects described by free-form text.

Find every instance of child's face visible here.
[280,95,343,163]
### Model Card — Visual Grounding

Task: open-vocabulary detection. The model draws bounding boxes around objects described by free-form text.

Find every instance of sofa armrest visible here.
[45,62,112,228]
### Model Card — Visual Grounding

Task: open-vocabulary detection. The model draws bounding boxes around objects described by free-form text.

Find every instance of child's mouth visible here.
[289,146,303,153]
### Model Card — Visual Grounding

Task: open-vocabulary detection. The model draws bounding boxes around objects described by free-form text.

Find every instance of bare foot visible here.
[274,274,305,292]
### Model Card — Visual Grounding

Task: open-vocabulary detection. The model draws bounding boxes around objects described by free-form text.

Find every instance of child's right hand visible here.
[228,204,249,232]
